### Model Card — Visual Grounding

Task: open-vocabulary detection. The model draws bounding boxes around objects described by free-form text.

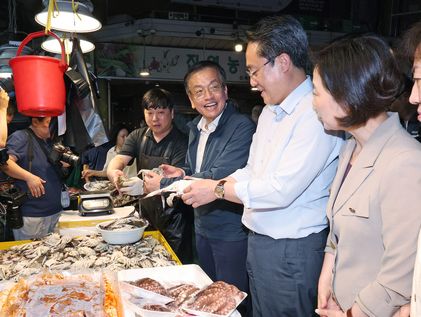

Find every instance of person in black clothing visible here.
[107,88,192,262]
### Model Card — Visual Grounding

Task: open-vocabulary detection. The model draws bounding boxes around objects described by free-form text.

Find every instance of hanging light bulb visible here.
[234,42,243,52]
[233,30,243,52]
[35,1,102,33]
[139,36,150,77]
[41,32,95,54]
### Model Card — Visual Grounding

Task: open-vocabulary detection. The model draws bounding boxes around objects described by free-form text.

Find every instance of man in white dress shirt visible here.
[181,15,344,316]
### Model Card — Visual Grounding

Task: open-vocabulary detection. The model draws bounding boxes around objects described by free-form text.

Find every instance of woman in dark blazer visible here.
[313,35,421,317]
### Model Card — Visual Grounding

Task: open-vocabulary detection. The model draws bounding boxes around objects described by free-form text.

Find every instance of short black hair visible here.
[183,60,227,93]
[314,34,402,128]
[141,88,174,110]
[401,21,421,63]
[246,15,310,70]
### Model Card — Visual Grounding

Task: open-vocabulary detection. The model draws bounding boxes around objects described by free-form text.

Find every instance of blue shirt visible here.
[231,77,344,239]
[81,141,113,170]
[7,130,62,217]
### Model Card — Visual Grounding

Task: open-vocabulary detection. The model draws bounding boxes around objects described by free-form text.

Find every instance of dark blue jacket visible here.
[6,130,63,217]
[185,102,255,241]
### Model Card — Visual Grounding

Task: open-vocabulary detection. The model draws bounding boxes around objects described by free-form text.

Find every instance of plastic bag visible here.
[139,194,194,264]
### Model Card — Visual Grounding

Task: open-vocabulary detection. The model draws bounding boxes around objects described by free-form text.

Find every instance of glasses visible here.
[246,60,272,78]
[189,82,224,100]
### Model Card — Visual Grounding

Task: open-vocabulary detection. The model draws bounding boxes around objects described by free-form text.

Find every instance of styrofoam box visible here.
[119,264,242,317]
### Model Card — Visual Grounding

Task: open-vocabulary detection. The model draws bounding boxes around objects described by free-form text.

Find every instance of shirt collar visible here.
[197,105,225,132]
[268,76,313,121]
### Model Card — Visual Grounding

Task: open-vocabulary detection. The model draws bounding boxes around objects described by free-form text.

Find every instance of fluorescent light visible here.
[35,1,102,33]
[139,68,150,77]
[139,36,150,77]
[42,35,95,54]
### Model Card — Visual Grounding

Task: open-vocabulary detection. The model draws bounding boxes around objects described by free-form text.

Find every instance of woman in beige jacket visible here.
[312,35,421,317]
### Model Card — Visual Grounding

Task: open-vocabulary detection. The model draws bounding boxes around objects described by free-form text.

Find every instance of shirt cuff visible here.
[230,169,249,183]
[356,282,402,317]
[234,181,249,208]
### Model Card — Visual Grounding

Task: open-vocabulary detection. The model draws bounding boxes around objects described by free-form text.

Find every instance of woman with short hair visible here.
[313,34,421,317]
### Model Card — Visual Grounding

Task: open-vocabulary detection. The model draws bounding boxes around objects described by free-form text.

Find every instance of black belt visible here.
[248,229,264,236]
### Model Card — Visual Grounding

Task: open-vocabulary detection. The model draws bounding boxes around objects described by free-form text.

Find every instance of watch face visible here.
[214,181,226,199]
[215,187,223,199]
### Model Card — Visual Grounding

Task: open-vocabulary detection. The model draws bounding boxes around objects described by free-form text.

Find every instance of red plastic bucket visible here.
[9,31,68,117]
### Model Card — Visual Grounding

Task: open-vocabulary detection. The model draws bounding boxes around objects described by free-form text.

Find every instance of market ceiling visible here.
[0,0,381,51]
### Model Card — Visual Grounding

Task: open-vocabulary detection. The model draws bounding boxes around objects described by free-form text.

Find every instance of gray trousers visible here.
[247,228,328,317]
[13,212,61,240]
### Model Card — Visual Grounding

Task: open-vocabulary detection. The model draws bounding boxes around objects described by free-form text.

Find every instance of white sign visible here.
[96,43,249,83]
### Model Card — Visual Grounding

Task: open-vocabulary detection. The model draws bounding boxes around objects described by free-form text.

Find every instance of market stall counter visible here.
[0,229,180,282]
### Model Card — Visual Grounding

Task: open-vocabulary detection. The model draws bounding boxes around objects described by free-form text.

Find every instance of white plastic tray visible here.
[119,264,241,317]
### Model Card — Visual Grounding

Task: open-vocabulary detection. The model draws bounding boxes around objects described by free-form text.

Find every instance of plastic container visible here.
[9,31,68,117]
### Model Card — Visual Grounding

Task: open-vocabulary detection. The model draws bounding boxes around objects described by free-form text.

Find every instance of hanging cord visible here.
[45,0,81,34]
[7,0,17,34]
[45,0,58,33]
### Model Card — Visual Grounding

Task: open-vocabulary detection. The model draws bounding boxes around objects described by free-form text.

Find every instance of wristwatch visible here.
[214,180,227,199]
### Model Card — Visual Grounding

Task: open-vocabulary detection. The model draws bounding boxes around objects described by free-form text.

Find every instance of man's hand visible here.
[120,177,144,196]
[107,169,126,189]
[160,164,184,178]
[181,178,218,208]
[143,171,163,193]
[26,174,46,198]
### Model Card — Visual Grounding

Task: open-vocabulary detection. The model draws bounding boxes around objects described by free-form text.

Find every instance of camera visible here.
[49,143,80,167]
[0,77,14,94]
[0,187,26,231]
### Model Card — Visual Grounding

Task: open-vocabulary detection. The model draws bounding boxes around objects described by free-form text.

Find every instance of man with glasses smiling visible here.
[180,16,344,316]
[144,60,255,316]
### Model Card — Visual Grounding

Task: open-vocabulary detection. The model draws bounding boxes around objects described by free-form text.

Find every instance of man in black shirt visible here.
[107,88,187,182]
[107,88,192,262]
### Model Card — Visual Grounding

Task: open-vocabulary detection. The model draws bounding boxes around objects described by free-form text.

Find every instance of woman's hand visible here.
[392,304,410,317]
[315,308,345,317]
[81,169,97,182]
[26,174,46,198]
[317,252,339,316]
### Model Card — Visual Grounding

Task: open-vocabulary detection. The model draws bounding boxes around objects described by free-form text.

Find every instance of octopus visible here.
[142,304,172,312]
[131,278,169,297]
[187,281,244,315]
[167,283,200,306]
